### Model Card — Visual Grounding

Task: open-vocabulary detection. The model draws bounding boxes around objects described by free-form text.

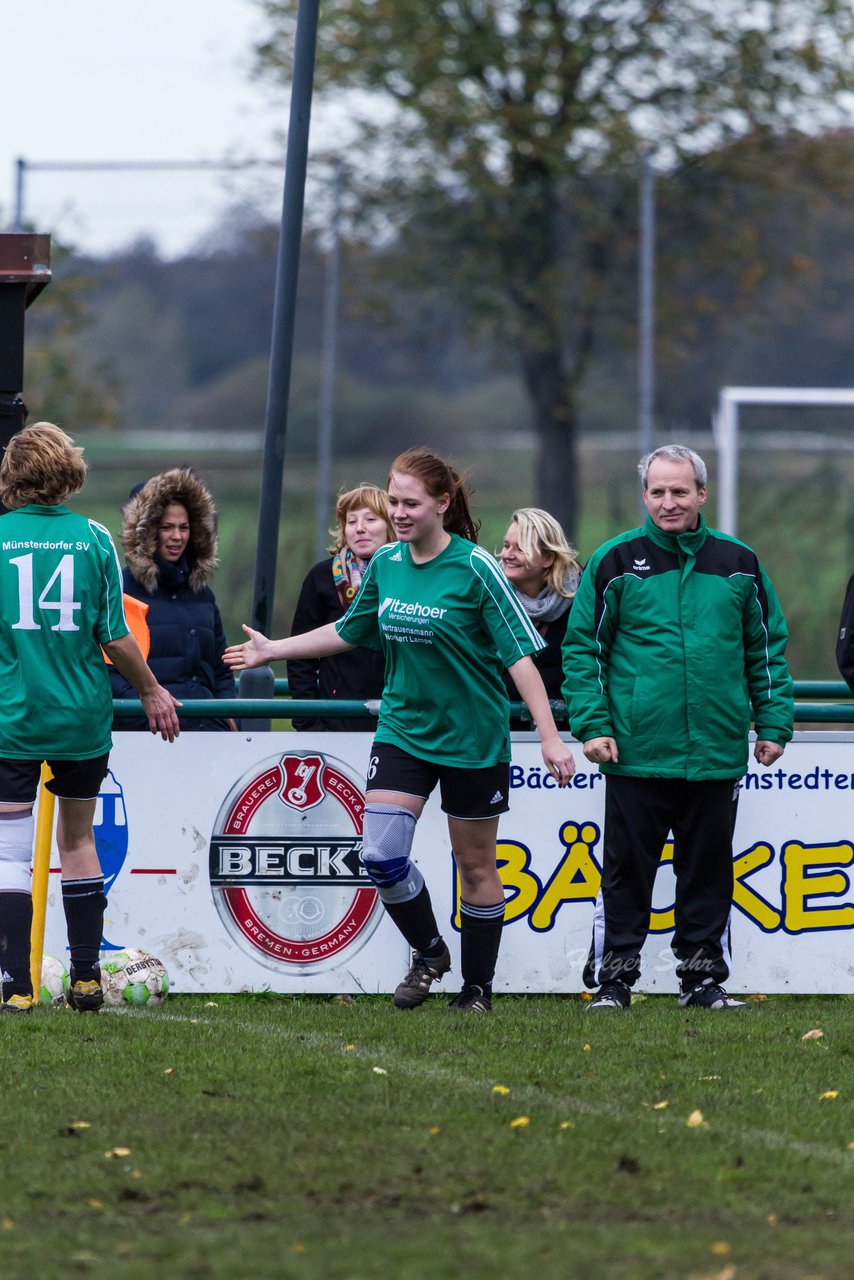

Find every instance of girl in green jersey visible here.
[225,449,574,1011]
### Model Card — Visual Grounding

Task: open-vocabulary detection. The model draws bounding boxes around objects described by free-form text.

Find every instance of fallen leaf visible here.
[204,1001,219,1007]
[686,1109,707,1128]
[801,1029,824,1041]
[710,1241,731,1256]
[163,1068,174,1075]
[104,1147,131,1158]
[583,1043,591,1052]
[2,1218,13,1231]
[492,1085,510,1095]
[372,1067,387,1076]
[579,991,592,1002]
[69,1120,91,1130]
[745,992,767,1002]
[558,1120,575,1130]
[767,1212,778,1226]
[86,1199,104,1209]
[429,1126,441,1134]
[847,1139,854,1150]
[509,1116,529,1129]
[652,1100,669,1111]
[820,1090,839,1100]
[343,1044,355,1052]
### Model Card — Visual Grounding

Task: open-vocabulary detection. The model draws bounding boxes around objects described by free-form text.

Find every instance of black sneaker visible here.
[66,966,104,1013]
[586,980,631,1011]
[448,984,492,1013]
[393,944,451,1009]
[678,980,746,1010]
[1,993,34,1014]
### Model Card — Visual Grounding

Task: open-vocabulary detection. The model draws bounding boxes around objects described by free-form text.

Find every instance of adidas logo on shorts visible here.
[490,790,504,805]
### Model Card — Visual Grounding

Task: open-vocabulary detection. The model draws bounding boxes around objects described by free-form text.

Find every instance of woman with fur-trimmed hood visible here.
[110,469,235,731]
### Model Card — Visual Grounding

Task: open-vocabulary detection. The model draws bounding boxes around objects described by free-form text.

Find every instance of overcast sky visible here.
[3,0,292,256]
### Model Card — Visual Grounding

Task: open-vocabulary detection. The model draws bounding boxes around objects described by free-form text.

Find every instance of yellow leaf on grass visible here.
[559,1120,575,1130]
[583,1044,591,1052]
[686,1109,706,1128]
[86,1199,104,1209]
[372,1067,388,1076]
[343,1044,355,1051]
[104,1147,131,1158]
[429,1126,441,1135]
[652,1100,669,1110]
[847,1139,854,1150]
[579,991,593,1002]
[2,1218,13,1230]
[492,1085,510,1095]
[710,1241,732,1255]
[510,1116,529,1129]
[745,992,767,1002]
[820,1090,839,1100]
[70,1120,91,1130]
[767,1212,778,1226]
[801,1029,824,1041]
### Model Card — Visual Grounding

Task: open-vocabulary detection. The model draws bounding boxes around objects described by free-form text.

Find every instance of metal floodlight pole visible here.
[637,149,656,512]
[239,0,320,722]
[314,159,343,562]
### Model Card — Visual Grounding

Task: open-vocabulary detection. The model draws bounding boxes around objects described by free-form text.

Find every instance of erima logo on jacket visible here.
[379,597,447,619]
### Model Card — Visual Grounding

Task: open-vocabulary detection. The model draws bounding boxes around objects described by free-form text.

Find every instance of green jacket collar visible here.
[11,503,71,516]
[644,512,708,556]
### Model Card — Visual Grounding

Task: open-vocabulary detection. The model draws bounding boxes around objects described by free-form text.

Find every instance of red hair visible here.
[388,447,480,543]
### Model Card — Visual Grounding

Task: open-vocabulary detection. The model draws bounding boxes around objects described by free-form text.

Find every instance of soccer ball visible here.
[40,953,69,1005]
[101,948,169,1007]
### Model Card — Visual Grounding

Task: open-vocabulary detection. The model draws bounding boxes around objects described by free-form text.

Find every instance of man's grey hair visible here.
[638,445,707,490]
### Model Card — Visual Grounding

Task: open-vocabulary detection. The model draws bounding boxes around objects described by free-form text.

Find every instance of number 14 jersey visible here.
[0,504,129,758]
[336,534,545,768]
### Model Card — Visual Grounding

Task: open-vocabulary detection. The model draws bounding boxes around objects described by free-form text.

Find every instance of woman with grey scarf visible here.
[499,508,581,730]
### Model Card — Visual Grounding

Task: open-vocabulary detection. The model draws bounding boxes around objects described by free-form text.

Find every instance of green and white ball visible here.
[40,953,69,1005]
[102,949,169,1007]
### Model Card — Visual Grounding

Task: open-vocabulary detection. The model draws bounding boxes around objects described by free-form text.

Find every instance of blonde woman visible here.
[499,508,581,724]
[288,484,394,731]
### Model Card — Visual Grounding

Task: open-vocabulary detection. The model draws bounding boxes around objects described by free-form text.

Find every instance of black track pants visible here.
[583,774,740,991]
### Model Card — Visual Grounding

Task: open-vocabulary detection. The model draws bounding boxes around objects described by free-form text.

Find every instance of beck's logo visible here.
[279,755,324,810]
[209,751,381,974]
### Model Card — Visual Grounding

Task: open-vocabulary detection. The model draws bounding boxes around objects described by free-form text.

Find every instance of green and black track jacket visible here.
[561,514,793,780]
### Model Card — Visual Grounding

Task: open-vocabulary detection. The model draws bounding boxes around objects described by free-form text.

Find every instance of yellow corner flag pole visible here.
[29,763,56,1000]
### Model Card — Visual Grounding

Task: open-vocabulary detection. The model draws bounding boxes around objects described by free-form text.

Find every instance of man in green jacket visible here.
[562,445,793,1011]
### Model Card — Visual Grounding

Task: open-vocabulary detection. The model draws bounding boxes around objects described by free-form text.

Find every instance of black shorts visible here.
[366,741,510,820]
[0,754,111,804]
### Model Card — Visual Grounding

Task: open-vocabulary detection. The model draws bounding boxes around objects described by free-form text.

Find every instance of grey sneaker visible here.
[393,943,451,1009]
[448,984,492,1013]
[678,980,746,1010]
[587,980,631,1011]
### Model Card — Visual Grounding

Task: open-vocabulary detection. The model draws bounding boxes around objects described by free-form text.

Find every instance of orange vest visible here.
[103,595,151,664]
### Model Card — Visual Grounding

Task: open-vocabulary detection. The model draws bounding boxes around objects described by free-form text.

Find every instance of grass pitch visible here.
[1,993,852,1280]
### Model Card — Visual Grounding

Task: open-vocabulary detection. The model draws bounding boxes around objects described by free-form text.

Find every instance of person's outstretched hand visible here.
[223,625,273,672]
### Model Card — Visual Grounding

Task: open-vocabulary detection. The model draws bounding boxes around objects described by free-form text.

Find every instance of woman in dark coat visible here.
[288,484,393,731]
[499,507,581,730]
[110,468,235,731]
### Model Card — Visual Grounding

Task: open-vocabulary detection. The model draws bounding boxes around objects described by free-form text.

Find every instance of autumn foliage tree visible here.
[255,0,854,534]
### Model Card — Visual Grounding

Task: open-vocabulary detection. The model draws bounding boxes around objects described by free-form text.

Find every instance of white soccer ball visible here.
[40,953,69,1005]
[101,948,169,1007]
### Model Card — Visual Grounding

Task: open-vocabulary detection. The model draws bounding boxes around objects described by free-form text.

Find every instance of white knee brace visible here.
[362,804,424,904]
[0,813,34,894]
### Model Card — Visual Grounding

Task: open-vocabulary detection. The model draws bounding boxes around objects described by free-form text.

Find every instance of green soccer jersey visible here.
[0,505,129,759]
[336,534,546,767]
